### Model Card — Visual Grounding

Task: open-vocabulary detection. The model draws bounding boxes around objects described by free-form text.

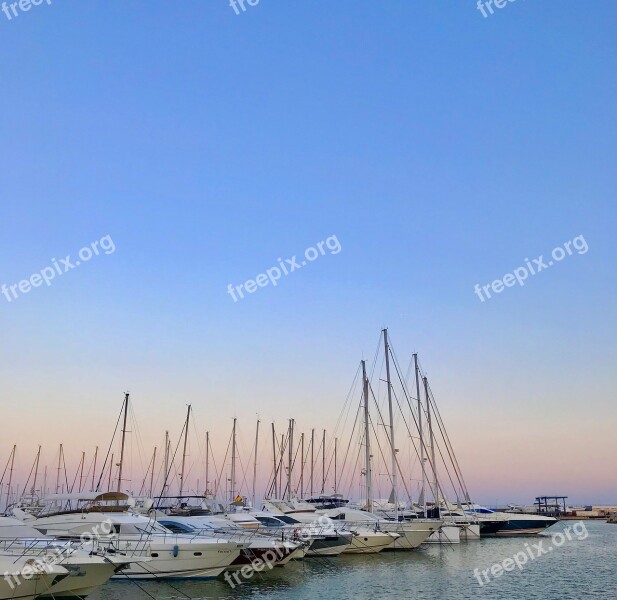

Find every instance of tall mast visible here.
[32,445,41,495]
[300,433,305,498]
[252,420,260,507]
[6,445,16,510]
[107,453,114,491]
[383,328,398,520]
[205,431,209,496]
[163,431,170,496]
[55,444,63,494]
[179,405,192,497]
[413,353,425,509]
[230,417,237,502]
[334,437,338,494]
[424,376,439,509]
[78,451,85,493]
[149,447,157,497]
[287,419,294,500]
[321,430,326,494]
[362,360,373,512]
[310,429,315,497]
[117,392,130,493]
[91,447,98,492]
[271,423,277,497]
[278,435,284,498]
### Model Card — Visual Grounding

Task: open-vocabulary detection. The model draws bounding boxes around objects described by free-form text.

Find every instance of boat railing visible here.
[0,537,82,562]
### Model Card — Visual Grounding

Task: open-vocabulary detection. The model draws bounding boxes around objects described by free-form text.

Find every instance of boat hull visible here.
[380,521,441,550]
[344,532,399,554]
[459,523,481,541]
[306,534,352,556]
[40,559,119,598]
[107,540,244,580]
[425,525,461,544]
[0,559,68,600]
[479,520,506,536]
[494,523,555,536]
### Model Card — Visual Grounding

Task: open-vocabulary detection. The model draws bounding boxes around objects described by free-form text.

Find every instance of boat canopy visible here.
[43,492,130,503]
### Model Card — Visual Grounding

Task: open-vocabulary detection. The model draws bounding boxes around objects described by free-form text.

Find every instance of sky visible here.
[0,1,616,506]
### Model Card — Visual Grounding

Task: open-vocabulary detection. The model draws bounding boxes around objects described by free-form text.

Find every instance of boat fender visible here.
[172,545,179,558]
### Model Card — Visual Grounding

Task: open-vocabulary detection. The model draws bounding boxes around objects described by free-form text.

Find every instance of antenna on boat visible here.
[117,392,130,493]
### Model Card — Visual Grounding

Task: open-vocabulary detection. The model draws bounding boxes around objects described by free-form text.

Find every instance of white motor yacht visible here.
[11,492,246,580]
[0,555,68,600]
[463,503,557,536]
[319,508,400,553]
[0,516,137,598]
[260,500,353,556]
[322,505,439,550]
[155,514,304,567]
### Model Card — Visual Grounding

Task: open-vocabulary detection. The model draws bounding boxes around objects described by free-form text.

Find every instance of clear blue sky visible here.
[1,1,616,504]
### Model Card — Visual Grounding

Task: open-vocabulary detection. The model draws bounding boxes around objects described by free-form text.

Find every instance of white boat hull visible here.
[107,540,244,579]
[459,523,481,541]
[0,559,67,600]
[40,557,120,597]
[344,532,399,554]
[425,525,461,544]
[380,521,441,550]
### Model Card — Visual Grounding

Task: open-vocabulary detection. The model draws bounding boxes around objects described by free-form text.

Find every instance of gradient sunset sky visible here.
[0,1,615,505]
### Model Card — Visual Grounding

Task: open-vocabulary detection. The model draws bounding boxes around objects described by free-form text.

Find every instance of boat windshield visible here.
[275,515,301,525]
[136,522,172,534]
[158,521,197,534]
[256,516,287,527]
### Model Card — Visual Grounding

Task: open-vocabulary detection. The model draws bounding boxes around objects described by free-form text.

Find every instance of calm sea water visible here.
[94,521,617,600]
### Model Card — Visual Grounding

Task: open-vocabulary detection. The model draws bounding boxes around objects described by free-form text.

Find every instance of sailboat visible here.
[357,335,445,549]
